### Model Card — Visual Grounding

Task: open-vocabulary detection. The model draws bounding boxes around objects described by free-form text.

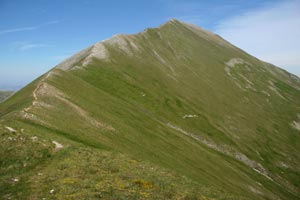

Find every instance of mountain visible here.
[1,19,300,200]
[0,91,13,103]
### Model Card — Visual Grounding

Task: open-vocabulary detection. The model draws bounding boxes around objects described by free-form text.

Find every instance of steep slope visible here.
[1,19,300,199]
[0,91,13,103]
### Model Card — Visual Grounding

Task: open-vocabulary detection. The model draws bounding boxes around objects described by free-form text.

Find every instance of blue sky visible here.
[0,0,299,90]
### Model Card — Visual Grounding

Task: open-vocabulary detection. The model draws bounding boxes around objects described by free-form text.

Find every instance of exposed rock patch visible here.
[182,114,198,119]
[31,136,38,142]
[248,186,263,195]
[278,161,290,169]
[291,114,300,131]
[140,92,146,97]
[56,42,110,70]
[52,141,63,150]
[19,69,115,132]
[166,123,272,180]
[291,121,300,131]
[261,90,271,97]
[5,126,17,132]
[152,50,175,74]
[103,34,140,56]
[82,42,109,66]
[268,80,287,100]
[224,58,257,91]
[55,46,93,70]
[12,178,19,182]
[226,58,247,68]
[105,35,129,51]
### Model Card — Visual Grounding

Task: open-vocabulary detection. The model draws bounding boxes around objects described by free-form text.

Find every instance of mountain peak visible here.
[1,17,300,200]
[55,19,232,71]
[165,18,182,24]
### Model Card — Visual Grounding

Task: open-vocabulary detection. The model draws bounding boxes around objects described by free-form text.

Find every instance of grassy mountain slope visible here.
[1,19,300,199]
[0,91,13,103]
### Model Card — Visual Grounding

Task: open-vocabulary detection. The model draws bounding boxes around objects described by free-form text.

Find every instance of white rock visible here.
[5,126,17,132]
[31,136,38,141]
[141,93,146,97]
[12,178,19,182]
[291,121,300,131]
[182,114,198,119]
[52,141,63,150]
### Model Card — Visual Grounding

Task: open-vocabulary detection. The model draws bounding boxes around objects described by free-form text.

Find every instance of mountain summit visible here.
[1,19,300,199]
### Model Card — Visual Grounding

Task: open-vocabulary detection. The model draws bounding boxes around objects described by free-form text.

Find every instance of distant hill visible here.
[0,91,13,103]
[0,19,299,199]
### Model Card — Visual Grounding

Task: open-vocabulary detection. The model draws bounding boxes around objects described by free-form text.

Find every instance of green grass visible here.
[0,123,230,200]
